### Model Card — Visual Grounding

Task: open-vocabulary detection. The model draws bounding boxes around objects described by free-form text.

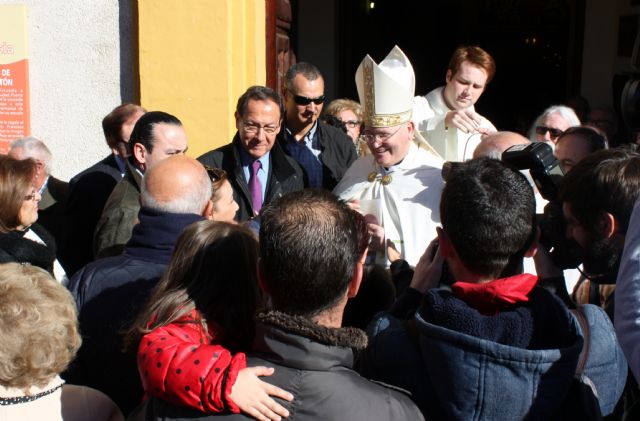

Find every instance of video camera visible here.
[502,142,582,269]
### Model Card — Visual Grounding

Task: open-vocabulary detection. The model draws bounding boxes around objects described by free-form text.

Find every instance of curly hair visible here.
[323,98,363,123]
[0,263,81,391]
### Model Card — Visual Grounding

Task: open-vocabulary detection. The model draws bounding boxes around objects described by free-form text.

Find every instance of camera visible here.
[502,142,582,269]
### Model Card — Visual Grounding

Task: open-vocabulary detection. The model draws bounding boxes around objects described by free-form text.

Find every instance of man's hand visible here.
[532,242,563,279]
[409,238,445,293]
[445,109,484,134]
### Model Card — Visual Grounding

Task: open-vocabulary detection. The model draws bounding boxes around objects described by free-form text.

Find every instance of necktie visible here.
[249,160,263,214]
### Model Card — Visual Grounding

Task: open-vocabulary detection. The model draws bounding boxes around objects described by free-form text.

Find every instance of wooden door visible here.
[266,0,296,96]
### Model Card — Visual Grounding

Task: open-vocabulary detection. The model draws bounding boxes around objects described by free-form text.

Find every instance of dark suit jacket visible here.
[198,134,304,222]
[59,154,123,276]
[278,120,357,191]
[37,176,69,249]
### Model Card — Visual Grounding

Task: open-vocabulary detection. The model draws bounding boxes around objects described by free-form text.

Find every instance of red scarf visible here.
[451,273,538,315]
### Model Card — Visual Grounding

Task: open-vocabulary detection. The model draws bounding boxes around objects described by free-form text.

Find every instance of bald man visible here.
[472,131,529,159]
[472,131,548,215]
[66,155,212,414]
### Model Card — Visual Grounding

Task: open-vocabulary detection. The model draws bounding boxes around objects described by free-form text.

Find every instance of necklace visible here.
[0,383,63,405]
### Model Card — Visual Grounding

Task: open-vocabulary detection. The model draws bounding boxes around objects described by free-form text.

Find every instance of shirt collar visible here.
[38,175,50,195]
[238,143,270,167]
[285,120,318,144]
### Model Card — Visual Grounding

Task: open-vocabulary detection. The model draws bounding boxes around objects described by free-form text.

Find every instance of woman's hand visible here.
[229,366,294,421]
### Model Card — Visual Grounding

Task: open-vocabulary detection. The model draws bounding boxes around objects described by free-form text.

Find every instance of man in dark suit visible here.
[199,85,304,222]
[59,103,146,276]
[9,136,69,249]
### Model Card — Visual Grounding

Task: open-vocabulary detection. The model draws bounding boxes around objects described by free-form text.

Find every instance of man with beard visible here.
[557,148,640,318]
[278,62,357,190]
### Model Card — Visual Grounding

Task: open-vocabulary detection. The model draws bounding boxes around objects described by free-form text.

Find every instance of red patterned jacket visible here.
[137,309,246,413]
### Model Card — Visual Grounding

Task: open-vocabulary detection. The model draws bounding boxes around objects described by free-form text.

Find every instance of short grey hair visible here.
[284,62,323,93]
[9,137,53,175]
[140,169,212,215]
[528,105,581,142]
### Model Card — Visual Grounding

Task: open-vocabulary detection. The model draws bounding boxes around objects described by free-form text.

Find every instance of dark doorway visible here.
[326,0,586,134]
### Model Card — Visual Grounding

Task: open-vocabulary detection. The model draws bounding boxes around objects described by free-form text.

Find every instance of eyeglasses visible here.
[241,121,279,135]
[341,120,362,129]
[293,95,326,106]
[24,189,38,201]
[535,126,564,139]
[362,124,405,145]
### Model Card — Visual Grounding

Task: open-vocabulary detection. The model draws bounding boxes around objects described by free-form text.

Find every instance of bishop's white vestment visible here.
[413,87,496,161]
[333,142,444,266]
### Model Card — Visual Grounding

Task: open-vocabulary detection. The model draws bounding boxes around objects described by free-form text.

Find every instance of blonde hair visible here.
[323,98,363,122]
[0,263,81,390]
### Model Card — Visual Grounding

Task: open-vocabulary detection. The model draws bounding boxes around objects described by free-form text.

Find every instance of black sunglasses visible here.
[535,126,564,139]
[293,94,325,106]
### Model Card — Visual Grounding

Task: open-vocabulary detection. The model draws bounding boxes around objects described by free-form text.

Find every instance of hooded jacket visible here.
[363,286,627,419]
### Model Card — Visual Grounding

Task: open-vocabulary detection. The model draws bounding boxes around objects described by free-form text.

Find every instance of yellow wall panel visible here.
[138,0,265,158]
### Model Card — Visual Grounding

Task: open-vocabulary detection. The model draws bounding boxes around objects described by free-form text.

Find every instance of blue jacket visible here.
[362,287,627,419]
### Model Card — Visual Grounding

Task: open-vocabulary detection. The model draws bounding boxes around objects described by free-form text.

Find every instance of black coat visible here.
[198,135,304,222]
[135,311,424,421]
[37,176,69,250]
[64,209,204,416]
[278,120,357,191]
[0,223,57,275]
[60,154,122,276]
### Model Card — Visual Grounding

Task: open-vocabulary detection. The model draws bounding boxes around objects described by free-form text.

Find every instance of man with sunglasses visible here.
[278,62,357,190]
[198,85,304,222]
[528,105,580,147]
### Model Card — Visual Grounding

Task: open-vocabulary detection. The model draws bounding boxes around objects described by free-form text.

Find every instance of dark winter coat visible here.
[198,135,304,222]
[135,311,424,421]
[65,208,203,415]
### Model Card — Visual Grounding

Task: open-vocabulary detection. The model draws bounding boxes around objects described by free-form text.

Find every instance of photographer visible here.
[361,158,626,419]
[550,149,640,317]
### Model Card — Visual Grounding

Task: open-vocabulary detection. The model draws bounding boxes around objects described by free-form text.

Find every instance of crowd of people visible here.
[2,43,640,420]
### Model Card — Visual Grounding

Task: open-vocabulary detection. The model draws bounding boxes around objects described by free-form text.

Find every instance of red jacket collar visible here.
[451,273,539,315]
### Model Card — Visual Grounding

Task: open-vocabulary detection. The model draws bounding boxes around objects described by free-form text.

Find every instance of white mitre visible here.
[355,45,438,154]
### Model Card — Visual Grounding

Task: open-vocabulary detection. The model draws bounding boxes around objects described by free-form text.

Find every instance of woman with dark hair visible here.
[128,221,292,420]
[0,155,66,282]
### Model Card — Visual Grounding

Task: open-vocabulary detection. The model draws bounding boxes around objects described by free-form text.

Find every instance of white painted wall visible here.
[0,0,134,180]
